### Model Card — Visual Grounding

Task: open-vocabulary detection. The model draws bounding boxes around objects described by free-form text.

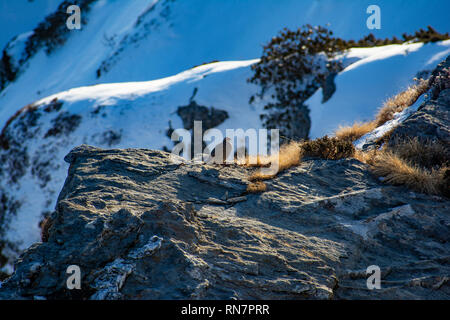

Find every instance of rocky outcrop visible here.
[176,101,229,132]
[0,61,260,277]
[389,55,450,147]
[320,72,338,103]
[0,145,448,299]
[355,55,450,152]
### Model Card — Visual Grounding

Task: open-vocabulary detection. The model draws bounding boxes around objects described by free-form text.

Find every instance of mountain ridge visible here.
[1,42,449,276]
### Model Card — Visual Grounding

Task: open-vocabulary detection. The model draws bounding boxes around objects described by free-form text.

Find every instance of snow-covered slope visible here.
[1,40,450,275]
[308,40,450,138]
[2,0,450,129]
[0,0,62,51]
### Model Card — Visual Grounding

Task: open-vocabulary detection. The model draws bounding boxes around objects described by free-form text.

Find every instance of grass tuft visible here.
[375,79,429,127]
[249,141,303,181]
[354,136,449,197]
[334,79,429,143]
[388,137,449,170]
[248,137,354,181]
[246,181,268,193]
[361,149,447,196]
[335,121,377,142]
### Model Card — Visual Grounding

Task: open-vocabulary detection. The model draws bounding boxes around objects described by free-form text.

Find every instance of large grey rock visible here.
[0,145,448,299]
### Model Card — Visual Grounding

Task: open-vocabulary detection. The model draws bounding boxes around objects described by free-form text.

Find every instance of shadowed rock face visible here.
[0,145,448,300]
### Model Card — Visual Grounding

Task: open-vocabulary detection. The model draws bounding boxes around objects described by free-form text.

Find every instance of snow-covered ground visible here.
[0,0,62,50]
[308,40,450,138]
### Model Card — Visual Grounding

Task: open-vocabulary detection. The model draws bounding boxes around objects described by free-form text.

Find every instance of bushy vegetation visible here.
[337,25,449,48]
[249,25,344,138]
[0,50,17,83]
[0,50,18,92]
[301,136,355,160]
[247,136,354,181]
[24,0,97,57]
[356,143,448,197]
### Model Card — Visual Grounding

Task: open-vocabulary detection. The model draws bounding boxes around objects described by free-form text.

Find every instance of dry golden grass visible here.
[335,121,377,142]
[274,141,303,169]
[248,137,355,181]
[242,155,273,167]
[246,181,267,193]
[375,79,429,127]
[390,137,449,170]
[353,149,373,164]
[249,141,303,181]
[241,77,447,197]
[334,79,429,143]
[354,136,449,196]
[361,149,445,195]
[244,135,448,197]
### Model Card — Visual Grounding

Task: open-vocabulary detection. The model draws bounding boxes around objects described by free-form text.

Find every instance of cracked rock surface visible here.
[0,145,449,299]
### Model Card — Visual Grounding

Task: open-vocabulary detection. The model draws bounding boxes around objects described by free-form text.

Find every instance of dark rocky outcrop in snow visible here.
[176,101,229,132]
[320,72,338,103]
[0,144,448,299]
[167,92,229,154]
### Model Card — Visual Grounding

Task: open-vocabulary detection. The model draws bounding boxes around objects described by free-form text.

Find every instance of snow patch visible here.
[354,93,426,149]
[128,236,163,259]
[90,258,134,300]
[308,41,450,139]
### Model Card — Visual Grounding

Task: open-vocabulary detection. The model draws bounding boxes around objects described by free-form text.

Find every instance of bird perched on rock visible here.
[209,137,233,164]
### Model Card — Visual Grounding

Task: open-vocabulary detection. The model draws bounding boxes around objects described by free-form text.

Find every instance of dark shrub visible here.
[302,136,355,160]
[249,25,344,138]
